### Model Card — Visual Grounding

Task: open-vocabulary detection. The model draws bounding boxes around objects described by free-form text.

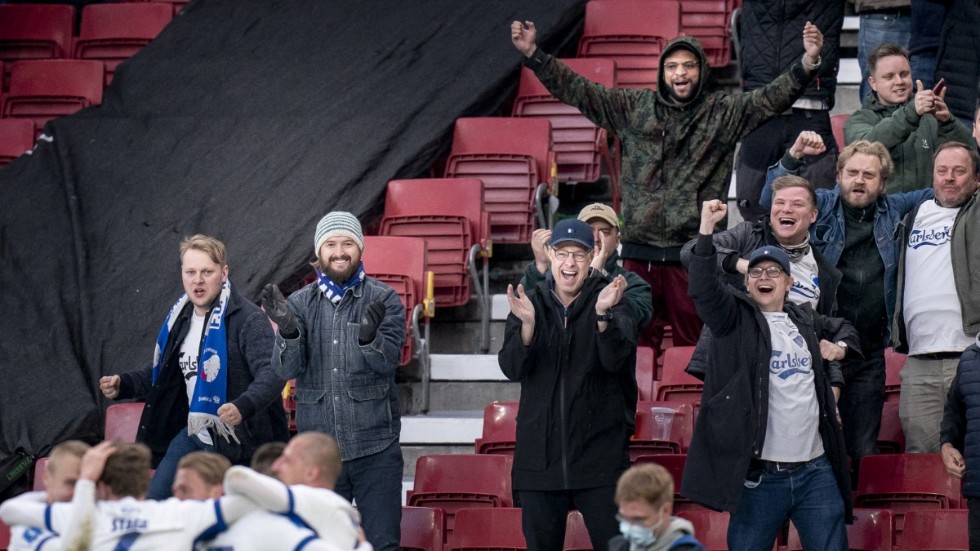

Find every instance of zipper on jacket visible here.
[559,314,571,489]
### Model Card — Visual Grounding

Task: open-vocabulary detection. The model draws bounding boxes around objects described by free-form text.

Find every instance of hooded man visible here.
[510,19,825,356]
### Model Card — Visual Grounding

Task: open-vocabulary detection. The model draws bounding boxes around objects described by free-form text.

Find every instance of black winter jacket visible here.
[935,0,980,124]
[117,286,288,466]
[498,274,637,491]
[681,235,854,515]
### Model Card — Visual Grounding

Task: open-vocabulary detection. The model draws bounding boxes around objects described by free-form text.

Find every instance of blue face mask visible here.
[619,520,656,548]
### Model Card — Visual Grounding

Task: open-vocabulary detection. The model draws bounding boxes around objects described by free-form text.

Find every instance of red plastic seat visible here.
[884,347,906,403]
[855,454,962,548]
[0,4,75,65]
[0,118,35,167]
[380,178,489,308]
[831,113,849,150]
[362,235,428,366]
[33,456,48,491]
[400,506,445,551]
[407,454,513,545]
[512,58,616,188]
[677,509,729,551]
[474,401,518,455]
[443,118,554,244]
[631,400,695,459]
[900,509,969,551]
[74,3,174,86]
[562,511,592,551]
[633,454,702,513]
[877,401,905,454]
[678,0,738,68]
[655,346,702,410]
[577,0,681,89]
[2,59,104,135]
[787,509,892,551]
[448,507,526,551]
[636,346,657,401]
[105,402,145,442]
[0,519,10,550]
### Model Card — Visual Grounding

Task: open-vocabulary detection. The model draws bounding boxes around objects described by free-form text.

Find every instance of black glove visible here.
[358,300,386,345]
[261,284,298,339]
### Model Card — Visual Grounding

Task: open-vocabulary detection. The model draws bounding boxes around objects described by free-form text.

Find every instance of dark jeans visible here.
[838,352,886,475]
[335,440,403,551]
[622,260,701,354]
[735,110,838,221]
[518,486,618,551]
[969,498,980,551]
[148,431,212,500]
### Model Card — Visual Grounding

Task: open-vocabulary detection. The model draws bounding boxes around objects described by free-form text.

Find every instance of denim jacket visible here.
[273,276,405,461]
[762,159,932,340]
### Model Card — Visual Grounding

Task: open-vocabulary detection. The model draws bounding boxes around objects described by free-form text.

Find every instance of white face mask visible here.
[619,519,657,548]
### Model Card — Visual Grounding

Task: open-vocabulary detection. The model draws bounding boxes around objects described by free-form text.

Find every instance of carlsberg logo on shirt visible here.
[770,348,811,379]
[908,226,952,249]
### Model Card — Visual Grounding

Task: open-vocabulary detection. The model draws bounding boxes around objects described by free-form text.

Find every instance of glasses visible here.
[748,266,784,279]
[552,247,590,262]
[663,61,699,73]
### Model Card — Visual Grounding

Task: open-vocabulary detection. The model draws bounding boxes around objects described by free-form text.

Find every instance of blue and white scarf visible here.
[153,280,236,443]
[316,264,366,303]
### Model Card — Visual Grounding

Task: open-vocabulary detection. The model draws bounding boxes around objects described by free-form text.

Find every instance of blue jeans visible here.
[910,53,937,89]
[858,12,911,102]
[839,352,886,470]
[728,456,846,551]
[335,440,403,551]
[148,431,212,500]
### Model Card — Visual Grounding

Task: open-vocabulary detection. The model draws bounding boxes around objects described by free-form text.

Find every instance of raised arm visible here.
[223,465,291,513]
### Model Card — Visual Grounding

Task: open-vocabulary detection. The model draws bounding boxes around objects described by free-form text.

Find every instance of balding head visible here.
[272,432,342,489]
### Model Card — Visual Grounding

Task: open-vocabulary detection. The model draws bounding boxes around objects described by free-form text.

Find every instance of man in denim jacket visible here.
[761,136,930,473]
[262,211,406,551]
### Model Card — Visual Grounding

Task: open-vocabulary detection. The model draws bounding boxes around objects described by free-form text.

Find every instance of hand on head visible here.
[80,441,117,482]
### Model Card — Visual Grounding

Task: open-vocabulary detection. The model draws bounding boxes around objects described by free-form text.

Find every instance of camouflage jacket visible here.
[525,36,813,256]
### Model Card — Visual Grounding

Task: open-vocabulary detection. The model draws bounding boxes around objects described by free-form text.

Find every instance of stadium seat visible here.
[830,113,849,151]
[0,5,75,67]
[74,3,174,86]
[855,454,962,547]
[362,235,431,366]
[577,0,681,89]
[32,456,48,491]
[400,506,445,551]
[877,401,905,454]
[104,402,145,442]
[787,509,892,551]
[448,507,526,551]
[407,454,513,544]
[380,178,489,308]
[884,348,905,403]
[511,58,617,189]
[677,509,729,551]
[632,401,695,459]
[0,519,10,551]
[443,117,555,244]
[900,509,969,551]
[678,0,738,68]
[633,454,702,513]
[563,511,592,551]
[2,60,104,135]
[474,401,518,455]
[636,346,656,401]
[0,118,35,168]
[655,346,702,409]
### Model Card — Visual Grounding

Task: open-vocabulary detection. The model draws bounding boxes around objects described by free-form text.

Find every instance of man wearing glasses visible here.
[682,200,857,551]
[499,218,638,551]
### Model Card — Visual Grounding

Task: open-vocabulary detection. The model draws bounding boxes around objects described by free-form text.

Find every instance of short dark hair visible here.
[867,43,909,75]
[250,442,286,476]
[771,174,817,208]
[934,141,980,176]
[100,443,152,498]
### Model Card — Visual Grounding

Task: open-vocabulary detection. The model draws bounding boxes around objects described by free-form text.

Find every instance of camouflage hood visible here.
[656,35,710,106]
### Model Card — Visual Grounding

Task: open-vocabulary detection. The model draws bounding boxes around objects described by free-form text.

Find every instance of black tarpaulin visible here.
[0,0,587,459]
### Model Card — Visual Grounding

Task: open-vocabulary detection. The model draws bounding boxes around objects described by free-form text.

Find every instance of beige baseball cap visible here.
[577,203,619,228]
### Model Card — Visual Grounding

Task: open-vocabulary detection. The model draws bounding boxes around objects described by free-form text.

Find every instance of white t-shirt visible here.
[903,201,974,355]
[761,312,824,462]
[2,480,255,551]
[179,313,212,444]
[788,248,820,309]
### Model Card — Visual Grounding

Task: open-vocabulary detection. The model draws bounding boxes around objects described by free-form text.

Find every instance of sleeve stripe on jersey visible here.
[44,505,55,534]
[193,499,230,546]
[286,487,295,515]
[34,534,58,551]
[294,534,319,551]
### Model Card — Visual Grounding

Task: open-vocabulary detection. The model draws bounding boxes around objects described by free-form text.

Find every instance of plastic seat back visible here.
[105,402,145,442]
[74,3,174,85]
[655,346,702,409]
[677,509,729,551]
[448,507,526,551]
[678,0,737,67]
[0,519,10,550]
[33,456,48,491]
[636,346,657,401]
[787,509,892,551]
[831,113,849,150]
[877,401,905,454]
[884,348,906,403]
[562,510,592,551]
[3,59,104,134]
[0,118,35,167]
[0,4,75,62]
[577,0,681,88]
[400,506,445,551]
[474,401,518,455]
[632,400,695,458]
[900,509,968,551]
[362,235,427,365]
[633,454,701,513]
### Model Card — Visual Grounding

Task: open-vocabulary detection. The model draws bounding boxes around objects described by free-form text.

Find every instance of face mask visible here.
[619,520,656,548]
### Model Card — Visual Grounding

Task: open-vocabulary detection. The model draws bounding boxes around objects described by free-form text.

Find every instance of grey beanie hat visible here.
[314,211,364,254]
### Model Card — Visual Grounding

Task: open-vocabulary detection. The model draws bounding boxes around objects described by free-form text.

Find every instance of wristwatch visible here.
[597,311,614,322]
[802,54,822,71]
[835,340,848,352]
